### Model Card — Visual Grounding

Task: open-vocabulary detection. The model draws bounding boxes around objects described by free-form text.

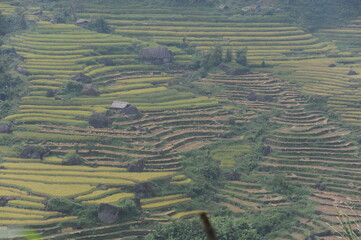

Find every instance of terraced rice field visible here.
[283,60,361,126]
[202,73,361,238]
[211,143,252,168]
[77,3,339,65]
[317,16,361,54]
[2,0,361,238]
[0,9,242,235]
[0,1,17,15]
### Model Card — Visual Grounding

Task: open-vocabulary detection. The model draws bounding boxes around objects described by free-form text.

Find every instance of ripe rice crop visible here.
[75,188,120,201]
[99,83,153,93]
[0,216,77,225]
[5,113,75,120]
[30,80,66,86]
[14,43,84,50]
[172,175,187,180]
[118,77,175,84]
[76,54,137,63]
[2,157,39,162]
[0,168,175,182]
[141,96,214,106]
[29,91,47,96]
[142,198,191,209]
[87,65,153,76]
[13,117,87,125]
[13,131,99,141]
[108,19,292,28]
[25,64,83,70]
[27,69,81,75]
[28,86,60,91]
[19,109,92,117]
[170,179,192,184]
[101,87,167,97]
[0,189,24,198]
[20,105,107,112]
[8,200,45,209]
[0,147,15,157]
[13,47,93,56]
[16,37,130,44]
[0,212,43,220]
[140,194,183,203]
[43,156,63,164]
[116,25,304,34]
[0,187,44,201]
[0,179,95,197]
[15,52,83,60]
[82,192,134,204]
[1,162,124,172]
[0,207,57,216]
[171,210,204,219]
[138,101,219,110]
[0,172,135,185]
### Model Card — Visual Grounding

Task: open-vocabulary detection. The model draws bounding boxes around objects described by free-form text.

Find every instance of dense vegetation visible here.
[1,0,361,239]
[0,11,27,119]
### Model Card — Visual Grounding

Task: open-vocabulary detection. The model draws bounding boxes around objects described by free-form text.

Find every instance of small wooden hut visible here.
[109,101,140,115]
[140,46,173,64]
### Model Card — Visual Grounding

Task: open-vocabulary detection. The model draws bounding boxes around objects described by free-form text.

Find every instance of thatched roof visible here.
[16,66,31,76]
[33,10,43,16]
[141,46,173,59]
[110,101,129,109]
[76,19,89,25]
[219,4,229,10]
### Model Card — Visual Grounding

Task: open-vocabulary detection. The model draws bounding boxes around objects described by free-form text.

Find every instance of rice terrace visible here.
[0,0,361,239]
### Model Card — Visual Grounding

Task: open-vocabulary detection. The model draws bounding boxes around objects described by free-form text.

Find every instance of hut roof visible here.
[141,46,173,59]
[219,4,229,10]
[76,19,89,25]
[110,101,129,109]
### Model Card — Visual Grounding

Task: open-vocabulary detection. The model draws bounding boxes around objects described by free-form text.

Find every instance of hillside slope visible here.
[0,0,361,239]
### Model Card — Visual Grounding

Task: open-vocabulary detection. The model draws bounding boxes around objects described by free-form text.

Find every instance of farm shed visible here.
[109,101,140,115]
[140,46,174,64]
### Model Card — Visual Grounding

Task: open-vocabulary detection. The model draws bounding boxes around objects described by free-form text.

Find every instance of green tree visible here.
[60,81,83,96]
[145,217,260,240]
[88,18,112,33]
[62,152,84,165]
[225,49,232,63]
[236,48,247,66]
[89,112,112,128]
[182,150,222,200]
[0,12,8,36]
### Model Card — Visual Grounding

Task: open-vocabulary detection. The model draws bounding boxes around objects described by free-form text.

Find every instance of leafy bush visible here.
[225,49,232,63]
[48,197,98,228]
[191,46,223,70]
[60,81,83,96]
[235,151,261,175]
[46,89,57,97]
[62,152,84,165]
[48,198,77,214]
[113,199,140,219]
[87,18,113,33]
[181,150,222,200]
[52,8,72,23]
[145,216,260,240]
[89,112,112,128]
[264,174,310,201]
[236,48,247,66]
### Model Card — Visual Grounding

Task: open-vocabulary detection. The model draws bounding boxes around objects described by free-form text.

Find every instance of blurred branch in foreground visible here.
[200,212,218,240]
